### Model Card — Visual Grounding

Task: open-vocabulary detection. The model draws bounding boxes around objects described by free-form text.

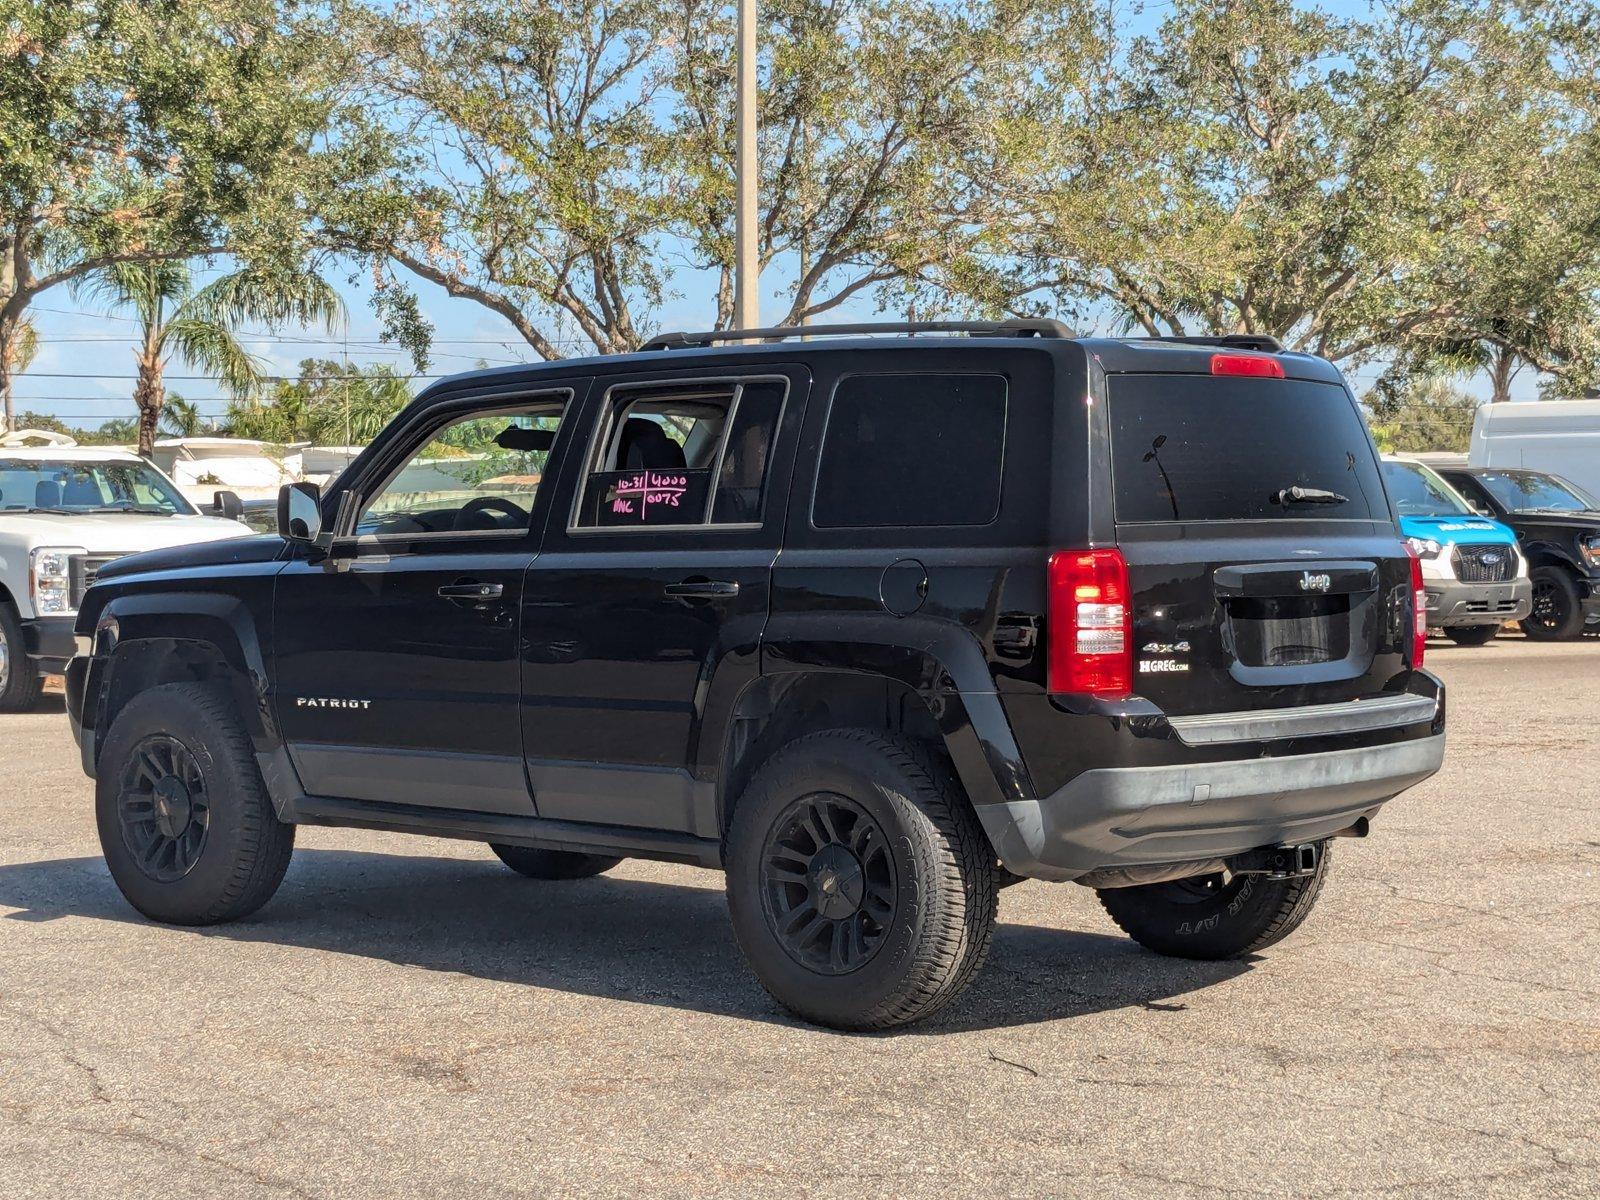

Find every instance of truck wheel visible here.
[1097,843,1332,960]
[725,730,997,1031]
[96,682,294,925]
[0,602,44,712]
[1522,566,1585,640]
[489,844,622,879]
[1445,624,1499,646]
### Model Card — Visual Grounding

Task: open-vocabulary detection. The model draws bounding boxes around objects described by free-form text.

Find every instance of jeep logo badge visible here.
[1299,571,1332,593]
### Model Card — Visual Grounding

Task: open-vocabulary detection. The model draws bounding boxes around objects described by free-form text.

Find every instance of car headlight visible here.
[29,546,83,616]
[1406,537,1443,559]
[1581,536,1600,569]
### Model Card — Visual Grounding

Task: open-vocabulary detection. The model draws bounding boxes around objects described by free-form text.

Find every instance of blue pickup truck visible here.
[1382,457,1532,645]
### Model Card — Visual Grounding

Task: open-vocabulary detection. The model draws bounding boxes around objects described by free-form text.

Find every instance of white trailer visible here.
[1470,400,1600,496]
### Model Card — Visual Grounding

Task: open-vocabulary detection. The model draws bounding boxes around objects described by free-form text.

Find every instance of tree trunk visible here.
[1489,346,1517,404]
[0,314,16,434]
[134,356,165,458]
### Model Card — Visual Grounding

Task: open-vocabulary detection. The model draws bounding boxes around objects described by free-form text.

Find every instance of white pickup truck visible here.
[0,443,251,709]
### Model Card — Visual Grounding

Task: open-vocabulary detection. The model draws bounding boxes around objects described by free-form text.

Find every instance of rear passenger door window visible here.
[812,374,1007,528]
[572,380,786,530]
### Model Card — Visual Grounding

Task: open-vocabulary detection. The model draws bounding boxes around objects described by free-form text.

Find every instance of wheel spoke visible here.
[828,920,849,970]
[813,800,841,845]
[779,900,819,937]
[767,865,809,886]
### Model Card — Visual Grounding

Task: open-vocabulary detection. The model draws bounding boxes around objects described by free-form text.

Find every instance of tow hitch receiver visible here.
[1229,842,1320,879]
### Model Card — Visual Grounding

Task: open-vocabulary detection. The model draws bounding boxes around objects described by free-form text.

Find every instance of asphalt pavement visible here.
[1,636,1596,1198]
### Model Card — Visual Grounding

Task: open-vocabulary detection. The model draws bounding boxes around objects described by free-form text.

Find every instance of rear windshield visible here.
[1108,375,1385,523]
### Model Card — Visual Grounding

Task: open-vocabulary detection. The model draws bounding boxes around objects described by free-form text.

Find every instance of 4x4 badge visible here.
[1299,571,1332,593]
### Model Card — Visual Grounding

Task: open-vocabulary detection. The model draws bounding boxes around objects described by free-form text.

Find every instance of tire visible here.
[1097,842,1332,960]
[489,844,622,879]
[725,729,998,1031]
[1522,565,1586,641]
[95,682,294,925]
[1445,623,1499,646]
[0,603,44,712]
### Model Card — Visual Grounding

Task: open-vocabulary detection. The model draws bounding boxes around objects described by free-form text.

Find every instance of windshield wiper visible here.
[90,505,173,515]
[11,506,77,515]
[1274,486,1349,506]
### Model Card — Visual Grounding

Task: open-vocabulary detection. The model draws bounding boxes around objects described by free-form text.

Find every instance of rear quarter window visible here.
[1108,375,1386,523]
[813,373,1006,528]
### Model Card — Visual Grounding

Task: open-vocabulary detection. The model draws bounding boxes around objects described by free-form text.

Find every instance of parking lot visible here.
[0,638,1595,1199]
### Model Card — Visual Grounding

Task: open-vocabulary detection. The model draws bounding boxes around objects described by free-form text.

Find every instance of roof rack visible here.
[1137,333,1287,354]
[639,318,1075,351]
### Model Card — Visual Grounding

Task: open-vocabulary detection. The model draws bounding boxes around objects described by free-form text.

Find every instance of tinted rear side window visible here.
[1108,375,1385,523]
[813,374,1006,528]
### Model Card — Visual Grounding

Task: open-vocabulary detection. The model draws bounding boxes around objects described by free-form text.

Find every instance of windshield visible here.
[0,458,196,516]
[1381,460,1474,518]
[1474,470,1598,514]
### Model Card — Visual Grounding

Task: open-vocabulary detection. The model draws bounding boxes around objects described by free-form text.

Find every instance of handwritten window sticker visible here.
[591,468,713,526]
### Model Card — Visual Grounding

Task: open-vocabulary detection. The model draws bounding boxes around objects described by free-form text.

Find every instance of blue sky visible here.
[12,0,1542,430]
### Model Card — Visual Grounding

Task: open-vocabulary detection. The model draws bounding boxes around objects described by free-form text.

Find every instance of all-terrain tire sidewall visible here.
[96,682,293,925]
[1097,843,1333,961]
[1522,565,1585,641]
[490,844,623,879]
[1444,623,1498,647]
[725,730,996,1031]
[0,602,44,712]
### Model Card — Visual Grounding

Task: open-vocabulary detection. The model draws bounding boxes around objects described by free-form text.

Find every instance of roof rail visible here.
[1137,333,1287,354]
[639,318,1075,351]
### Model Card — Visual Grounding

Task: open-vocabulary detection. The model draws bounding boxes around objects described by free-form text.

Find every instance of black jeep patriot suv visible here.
[65,320,1446,1030]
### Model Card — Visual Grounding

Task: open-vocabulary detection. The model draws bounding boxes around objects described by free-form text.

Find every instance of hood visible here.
[1500,510,1600,534]
[0,510,252,555]
[92,532,288,582]
[1397,513,1517,545]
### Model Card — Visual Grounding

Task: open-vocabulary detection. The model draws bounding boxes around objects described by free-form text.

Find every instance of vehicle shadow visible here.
[0,850,1249,1034]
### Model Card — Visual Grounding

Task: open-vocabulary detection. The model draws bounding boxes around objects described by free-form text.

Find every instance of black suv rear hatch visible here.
[1106,370,1412,717]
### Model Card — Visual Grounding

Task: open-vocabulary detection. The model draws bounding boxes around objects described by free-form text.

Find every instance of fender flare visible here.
[733,610,1038,822]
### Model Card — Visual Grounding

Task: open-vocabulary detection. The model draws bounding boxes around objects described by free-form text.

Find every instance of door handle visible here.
[663,579,740,599]
[438,581,504,600]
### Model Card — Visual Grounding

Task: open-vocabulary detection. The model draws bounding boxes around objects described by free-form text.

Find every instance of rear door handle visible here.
[438,581,504,600]
[663,579,740,599]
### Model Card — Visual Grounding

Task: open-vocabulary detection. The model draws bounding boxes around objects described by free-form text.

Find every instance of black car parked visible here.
[64,321,1445,1030]
[1438,467,1600,640]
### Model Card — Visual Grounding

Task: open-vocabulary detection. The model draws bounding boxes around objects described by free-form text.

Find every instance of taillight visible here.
[1211,352,1285,378]
[1048,549,1133,697]
[1406,545,1427,666]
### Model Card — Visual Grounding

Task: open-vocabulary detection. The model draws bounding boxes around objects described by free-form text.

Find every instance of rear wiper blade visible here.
[1274,486,1349,506]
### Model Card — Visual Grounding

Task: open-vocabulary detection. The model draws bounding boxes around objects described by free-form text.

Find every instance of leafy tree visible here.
[325,0,1021,355]
[223,359,412,445]
[74,261,343,456]
[1368,375,1481,454]
[159,395,206,438]
[971,0,1600,383]
[0,0,349,431]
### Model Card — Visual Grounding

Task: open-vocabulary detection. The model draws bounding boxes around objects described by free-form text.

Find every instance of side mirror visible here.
[277,481,323,542]
[212,490,244,522]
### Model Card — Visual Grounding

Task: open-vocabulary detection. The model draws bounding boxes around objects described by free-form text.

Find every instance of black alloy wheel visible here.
[1523,565,1585,640]
[760,793,896,975]
[117,735,213,883]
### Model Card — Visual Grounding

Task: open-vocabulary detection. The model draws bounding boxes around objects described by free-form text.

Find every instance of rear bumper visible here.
[978,733,1445,882]
[1424,578,1531,627]
[20,616,77,674]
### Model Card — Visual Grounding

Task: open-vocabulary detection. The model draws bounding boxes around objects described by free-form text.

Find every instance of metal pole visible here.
[733,0,759,330]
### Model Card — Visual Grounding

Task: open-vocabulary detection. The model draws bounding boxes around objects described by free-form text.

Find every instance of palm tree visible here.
[74,262,344,457]
[0,316,38,432]
[159,395,206,438]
